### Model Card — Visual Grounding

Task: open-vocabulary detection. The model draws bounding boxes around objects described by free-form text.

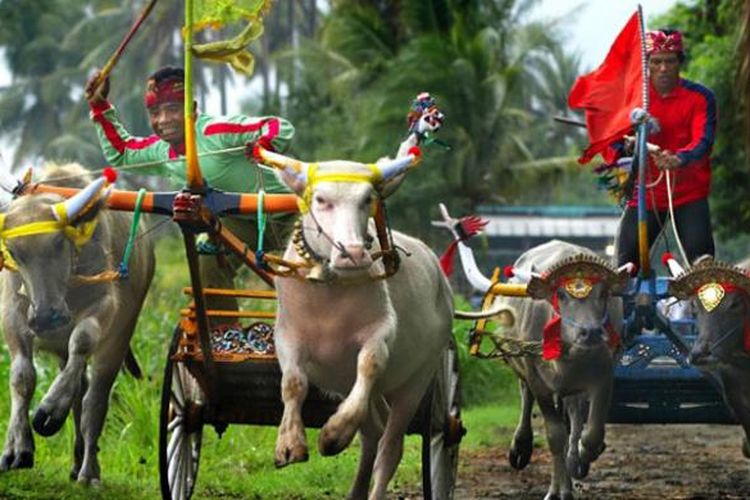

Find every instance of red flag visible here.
[568,13,643,164]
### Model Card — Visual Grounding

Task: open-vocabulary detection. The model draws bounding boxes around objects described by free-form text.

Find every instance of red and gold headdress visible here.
[645,30,683,56]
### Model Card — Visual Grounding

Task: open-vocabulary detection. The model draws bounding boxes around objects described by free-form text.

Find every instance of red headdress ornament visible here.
[144,77,185,108]
[645,30,683,56]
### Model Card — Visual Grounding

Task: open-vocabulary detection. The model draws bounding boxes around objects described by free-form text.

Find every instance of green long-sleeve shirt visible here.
[89,101,294,194]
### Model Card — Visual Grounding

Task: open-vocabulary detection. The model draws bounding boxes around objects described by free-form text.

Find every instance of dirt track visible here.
[452,424,750,499]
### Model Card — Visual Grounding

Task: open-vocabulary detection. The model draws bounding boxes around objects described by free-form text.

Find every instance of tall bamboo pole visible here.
[184,0,204,190]
[636,4,650,277]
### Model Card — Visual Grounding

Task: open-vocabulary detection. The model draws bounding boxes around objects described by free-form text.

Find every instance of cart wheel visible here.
[421,339,463,500]
[159,327,204,500]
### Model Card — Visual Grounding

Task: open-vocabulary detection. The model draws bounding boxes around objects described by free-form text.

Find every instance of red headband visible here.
[645,30,683,56]
[144,78,185,108]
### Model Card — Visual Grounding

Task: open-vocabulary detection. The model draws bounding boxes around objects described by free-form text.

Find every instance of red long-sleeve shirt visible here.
[627,78,717,210]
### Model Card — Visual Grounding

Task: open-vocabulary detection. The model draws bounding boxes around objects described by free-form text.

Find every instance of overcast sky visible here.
[531,0,680,70]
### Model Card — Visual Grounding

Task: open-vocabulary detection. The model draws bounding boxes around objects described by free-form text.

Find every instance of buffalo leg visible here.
[275,356,309,467]
[1,335,35,471]
[369,374,432,500]
[565,394,589,479]
[77,364,119,484]
[537,396,574,500]
[509,379,534,470]
[33,317,106,438]
[348,396,387,500]
[70,373,88,481]
[319,334,391,457]
[578,381,611,466]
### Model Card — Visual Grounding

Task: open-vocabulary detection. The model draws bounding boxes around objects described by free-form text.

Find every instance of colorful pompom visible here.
[102,167,118,184]
[252,143,264,162]
[503,265,515,279]
[408,146,421,158]
[661,251,674,266]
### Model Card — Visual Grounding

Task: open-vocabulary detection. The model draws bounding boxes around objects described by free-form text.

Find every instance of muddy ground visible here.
[403,423,750,499]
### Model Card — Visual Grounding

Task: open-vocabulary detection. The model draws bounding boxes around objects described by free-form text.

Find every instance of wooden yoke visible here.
[27,184,298,215]
[469,271,529,356]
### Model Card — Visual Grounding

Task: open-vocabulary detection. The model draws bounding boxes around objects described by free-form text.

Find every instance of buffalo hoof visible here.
[0,450,33,471]
[544,492,574,500]
[274,445,309,468]
[32,408,66,437]
[579,439,606,464]
[76,474,101,487]
[743,438,750,459]
[508,437,533,470]
[318,421,357,457]
[567,453,589,479]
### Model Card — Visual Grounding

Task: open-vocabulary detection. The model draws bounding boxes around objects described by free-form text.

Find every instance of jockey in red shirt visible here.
[613,28,717,267]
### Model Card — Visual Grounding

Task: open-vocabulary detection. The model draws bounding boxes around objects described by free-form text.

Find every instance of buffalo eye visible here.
[53,235,65,254]
[314,196,332,210]
[361,195,374,211]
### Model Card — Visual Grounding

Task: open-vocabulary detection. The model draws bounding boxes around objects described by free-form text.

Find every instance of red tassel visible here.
[102,166,118,184]
[439,240,459,277]
[605,322,621,350]
[503,265,515,279]
[543,316,562,360]
[542,293,562,360]
[252,143,264,162]
[408,146,421,158]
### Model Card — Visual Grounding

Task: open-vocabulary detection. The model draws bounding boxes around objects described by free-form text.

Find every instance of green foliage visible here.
[453,296,520,408]
[281,0,589,239]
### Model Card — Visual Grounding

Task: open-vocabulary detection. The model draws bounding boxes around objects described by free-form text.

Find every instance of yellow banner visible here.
[190,0,273,75]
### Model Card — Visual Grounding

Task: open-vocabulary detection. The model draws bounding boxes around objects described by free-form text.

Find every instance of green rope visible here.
[117,188,146,278]
[255,189,268,268]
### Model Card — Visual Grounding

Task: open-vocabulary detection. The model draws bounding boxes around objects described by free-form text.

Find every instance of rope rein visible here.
[26,146,248,183]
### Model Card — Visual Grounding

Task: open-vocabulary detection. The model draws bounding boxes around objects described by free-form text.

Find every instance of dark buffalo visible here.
[0,163,155,484]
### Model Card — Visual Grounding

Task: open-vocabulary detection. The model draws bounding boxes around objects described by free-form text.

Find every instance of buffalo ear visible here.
[526,276,552,300]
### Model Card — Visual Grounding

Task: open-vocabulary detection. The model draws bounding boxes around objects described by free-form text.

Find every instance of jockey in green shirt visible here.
[85,66,295,314]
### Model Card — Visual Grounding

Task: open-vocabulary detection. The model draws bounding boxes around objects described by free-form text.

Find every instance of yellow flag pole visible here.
[184,0,204,190]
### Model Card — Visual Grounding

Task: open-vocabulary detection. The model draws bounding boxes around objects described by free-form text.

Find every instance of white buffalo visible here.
[254,133,454,499]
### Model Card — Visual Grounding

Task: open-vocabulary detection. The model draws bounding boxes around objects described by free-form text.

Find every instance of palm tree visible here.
[277,0,583,234]
[0,0,90,168]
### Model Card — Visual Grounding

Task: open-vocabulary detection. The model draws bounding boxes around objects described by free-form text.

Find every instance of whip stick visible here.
[84,0,158,99]
[553,115,586,128]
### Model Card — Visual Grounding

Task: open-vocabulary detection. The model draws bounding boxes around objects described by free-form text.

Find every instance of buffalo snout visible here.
[574,326,606,347]
[28,306,71,333]
[333,243,372,269]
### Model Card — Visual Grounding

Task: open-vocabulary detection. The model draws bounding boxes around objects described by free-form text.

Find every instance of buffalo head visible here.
[255,145,420,281]
[0,166,113,336]
[668,257,750,367]
[523,255,631,355]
